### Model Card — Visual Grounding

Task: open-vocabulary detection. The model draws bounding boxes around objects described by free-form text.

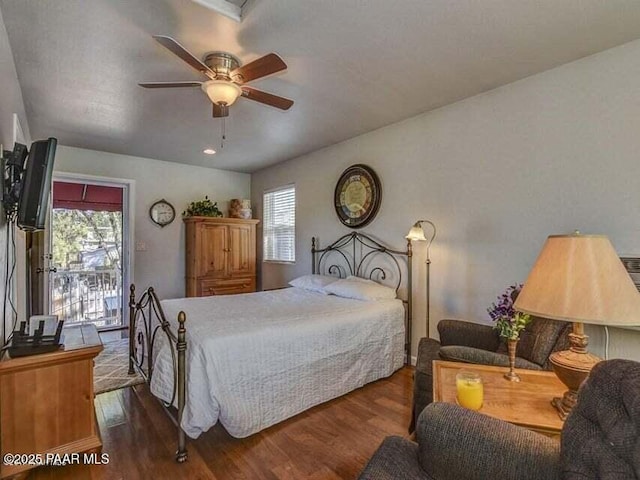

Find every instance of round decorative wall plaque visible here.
[334,164,382,229]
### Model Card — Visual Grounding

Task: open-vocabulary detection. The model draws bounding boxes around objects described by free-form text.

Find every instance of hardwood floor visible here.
[29,367,413,480]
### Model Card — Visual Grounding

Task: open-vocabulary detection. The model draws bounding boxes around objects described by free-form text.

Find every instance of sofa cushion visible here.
[512,316,568,367]
[439,345,542,370]
[438,319,501,351]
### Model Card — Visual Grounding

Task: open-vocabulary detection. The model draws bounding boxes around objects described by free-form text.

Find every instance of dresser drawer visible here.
[198,277,256,296]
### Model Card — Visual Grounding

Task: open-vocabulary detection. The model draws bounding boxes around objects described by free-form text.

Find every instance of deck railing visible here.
[50,269,122,328]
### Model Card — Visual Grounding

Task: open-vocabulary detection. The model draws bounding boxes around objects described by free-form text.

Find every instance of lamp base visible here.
[550,392,578,421]
[549,323,600,420]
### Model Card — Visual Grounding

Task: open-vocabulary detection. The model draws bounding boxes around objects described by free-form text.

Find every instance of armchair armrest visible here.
[358,436,430,480]
[417,403,560,480]
[438,319,500,351]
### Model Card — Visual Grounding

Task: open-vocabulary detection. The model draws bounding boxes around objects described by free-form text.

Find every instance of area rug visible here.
[94,338,144,394]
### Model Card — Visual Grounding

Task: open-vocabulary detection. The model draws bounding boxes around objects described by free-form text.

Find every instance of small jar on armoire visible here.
[184,217,259,297]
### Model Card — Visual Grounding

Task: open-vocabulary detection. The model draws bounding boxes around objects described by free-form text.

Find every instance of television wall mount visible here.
[1,142,27,219]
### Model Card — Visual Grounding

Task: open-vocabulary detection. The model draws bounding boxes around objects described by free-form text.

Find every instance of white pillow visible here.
[345,275,368,282]
[288,274,339,294]
[324,276,397,301]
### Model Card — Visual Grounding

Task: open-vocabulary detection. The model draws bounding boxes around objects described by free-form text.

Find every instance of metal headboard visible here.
[311,232,414,363]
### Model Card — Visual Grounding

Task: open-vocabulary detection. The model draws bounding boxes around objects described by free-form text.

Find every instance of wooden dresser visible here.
[0,324,103,480]
[184,216,259,297]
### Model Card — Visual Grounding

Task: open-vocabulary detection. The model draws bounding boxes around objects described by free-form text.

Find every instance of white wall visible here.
[0,6,31,345]
[0,9,30,153]
[54,146,250,299]
[252,39,640,361]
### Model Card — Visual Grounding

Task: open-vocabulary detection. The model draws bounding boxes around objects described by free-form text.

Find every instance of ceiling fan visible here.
[139,35,293,118]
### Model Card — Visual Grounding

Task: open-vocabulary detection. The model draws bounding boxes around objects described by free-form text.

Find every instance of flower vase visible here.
[504,338,521,382]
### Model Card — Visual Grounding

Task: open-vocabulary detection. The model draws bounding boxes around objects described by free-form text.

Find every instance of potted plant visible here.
[183,196,223,218]
[488,284,531,382]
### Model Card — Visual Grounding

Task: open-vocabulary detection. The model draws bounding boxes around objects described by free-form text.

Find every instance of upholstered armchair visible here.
[410,317,570,431]
[359,359,640,480]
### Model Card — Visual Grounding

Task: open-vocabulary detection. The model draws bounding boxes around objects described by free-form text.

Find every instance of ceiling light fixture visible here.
[201,80,242,106]
[190,0,246,22]
[203,148,217,155]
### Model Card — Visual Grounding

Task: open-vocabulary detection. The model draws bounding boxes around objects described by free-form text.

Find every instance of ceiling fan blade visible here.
[231,53,287,84]
[213,104,229,117]
[153,35,215,79]
[139,81,202,88]
[241,86,294,110]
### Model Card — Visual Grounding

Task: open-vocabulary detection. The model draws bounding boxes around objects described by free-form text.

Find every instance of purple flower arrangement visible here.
[487,284,531,340]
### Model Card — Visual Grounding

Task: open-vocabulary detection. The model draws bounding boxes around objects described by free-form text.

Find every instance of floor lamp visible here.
[406,220,437,339]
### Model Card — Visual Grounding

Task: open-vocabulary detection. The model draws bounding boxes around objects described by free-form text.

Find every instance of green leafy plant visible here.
[183,196,223,218]
[488,284,532,341]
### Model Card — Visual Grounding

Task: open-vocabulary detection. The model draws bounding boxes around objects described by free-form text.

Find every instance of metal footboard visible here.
[128,284,188,463]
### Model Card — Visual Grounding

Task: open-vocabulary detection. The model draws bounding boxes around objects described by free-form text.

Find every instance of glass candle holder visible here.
[456,370,483,411]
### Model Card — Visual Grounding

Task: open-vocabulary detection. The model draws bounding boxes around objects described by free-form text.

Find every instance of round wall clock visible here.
[334,164,382,229]
[149,199,176,228]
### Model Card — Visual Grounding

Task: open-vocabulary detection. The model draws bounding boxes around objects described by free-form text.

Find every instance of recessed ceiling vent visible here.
[191,0,250,22]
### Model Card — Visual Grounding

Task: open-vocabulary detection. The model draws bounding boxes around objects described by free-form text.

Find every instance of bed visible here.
[128,232,414,462]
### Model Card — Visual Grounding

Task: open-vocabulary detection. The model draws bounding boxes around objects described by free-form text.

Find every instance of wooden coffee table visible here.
[433,360,566,436]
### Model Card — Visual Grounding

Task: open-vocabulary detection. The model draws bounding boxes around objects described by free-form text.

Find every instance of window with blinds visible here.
[263,185,296,263]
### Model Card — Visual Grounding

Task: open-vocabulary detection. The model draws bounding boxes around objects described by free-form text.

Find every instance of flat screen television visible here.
[17,137,57,231]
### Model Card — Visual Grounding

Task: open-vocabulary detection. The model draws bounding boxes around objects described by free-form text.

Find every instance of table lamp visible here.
[514,232,640,420]
[406,220,437,338]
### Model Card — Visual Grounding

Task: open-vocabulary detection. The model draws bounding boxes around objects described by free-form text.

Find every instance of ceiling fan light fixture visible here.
[201,80,242,106]
[203,148,217,155]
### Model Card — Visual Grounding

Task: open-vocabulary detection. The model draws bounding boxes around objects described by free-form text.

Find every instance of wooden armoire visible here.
[184,217,259,297]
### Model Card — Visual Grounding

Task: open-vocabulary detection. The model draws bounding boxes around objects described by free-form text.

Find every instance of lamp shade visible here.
[514,233,640,326]
[201,80,242,106]
[406,225,427,241]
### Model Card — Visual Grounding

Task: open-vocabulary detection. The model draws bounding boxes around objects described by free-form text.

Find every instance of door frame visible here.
[48,172,135,329]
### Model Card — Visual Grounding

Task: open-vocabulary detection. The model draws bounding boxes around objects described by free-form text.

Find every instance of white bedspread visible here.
[150,287,405,438]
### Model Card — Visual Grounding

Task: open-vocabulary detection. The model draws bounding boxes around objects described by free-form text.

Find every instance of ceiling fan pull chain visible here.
[220,117,226,149]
